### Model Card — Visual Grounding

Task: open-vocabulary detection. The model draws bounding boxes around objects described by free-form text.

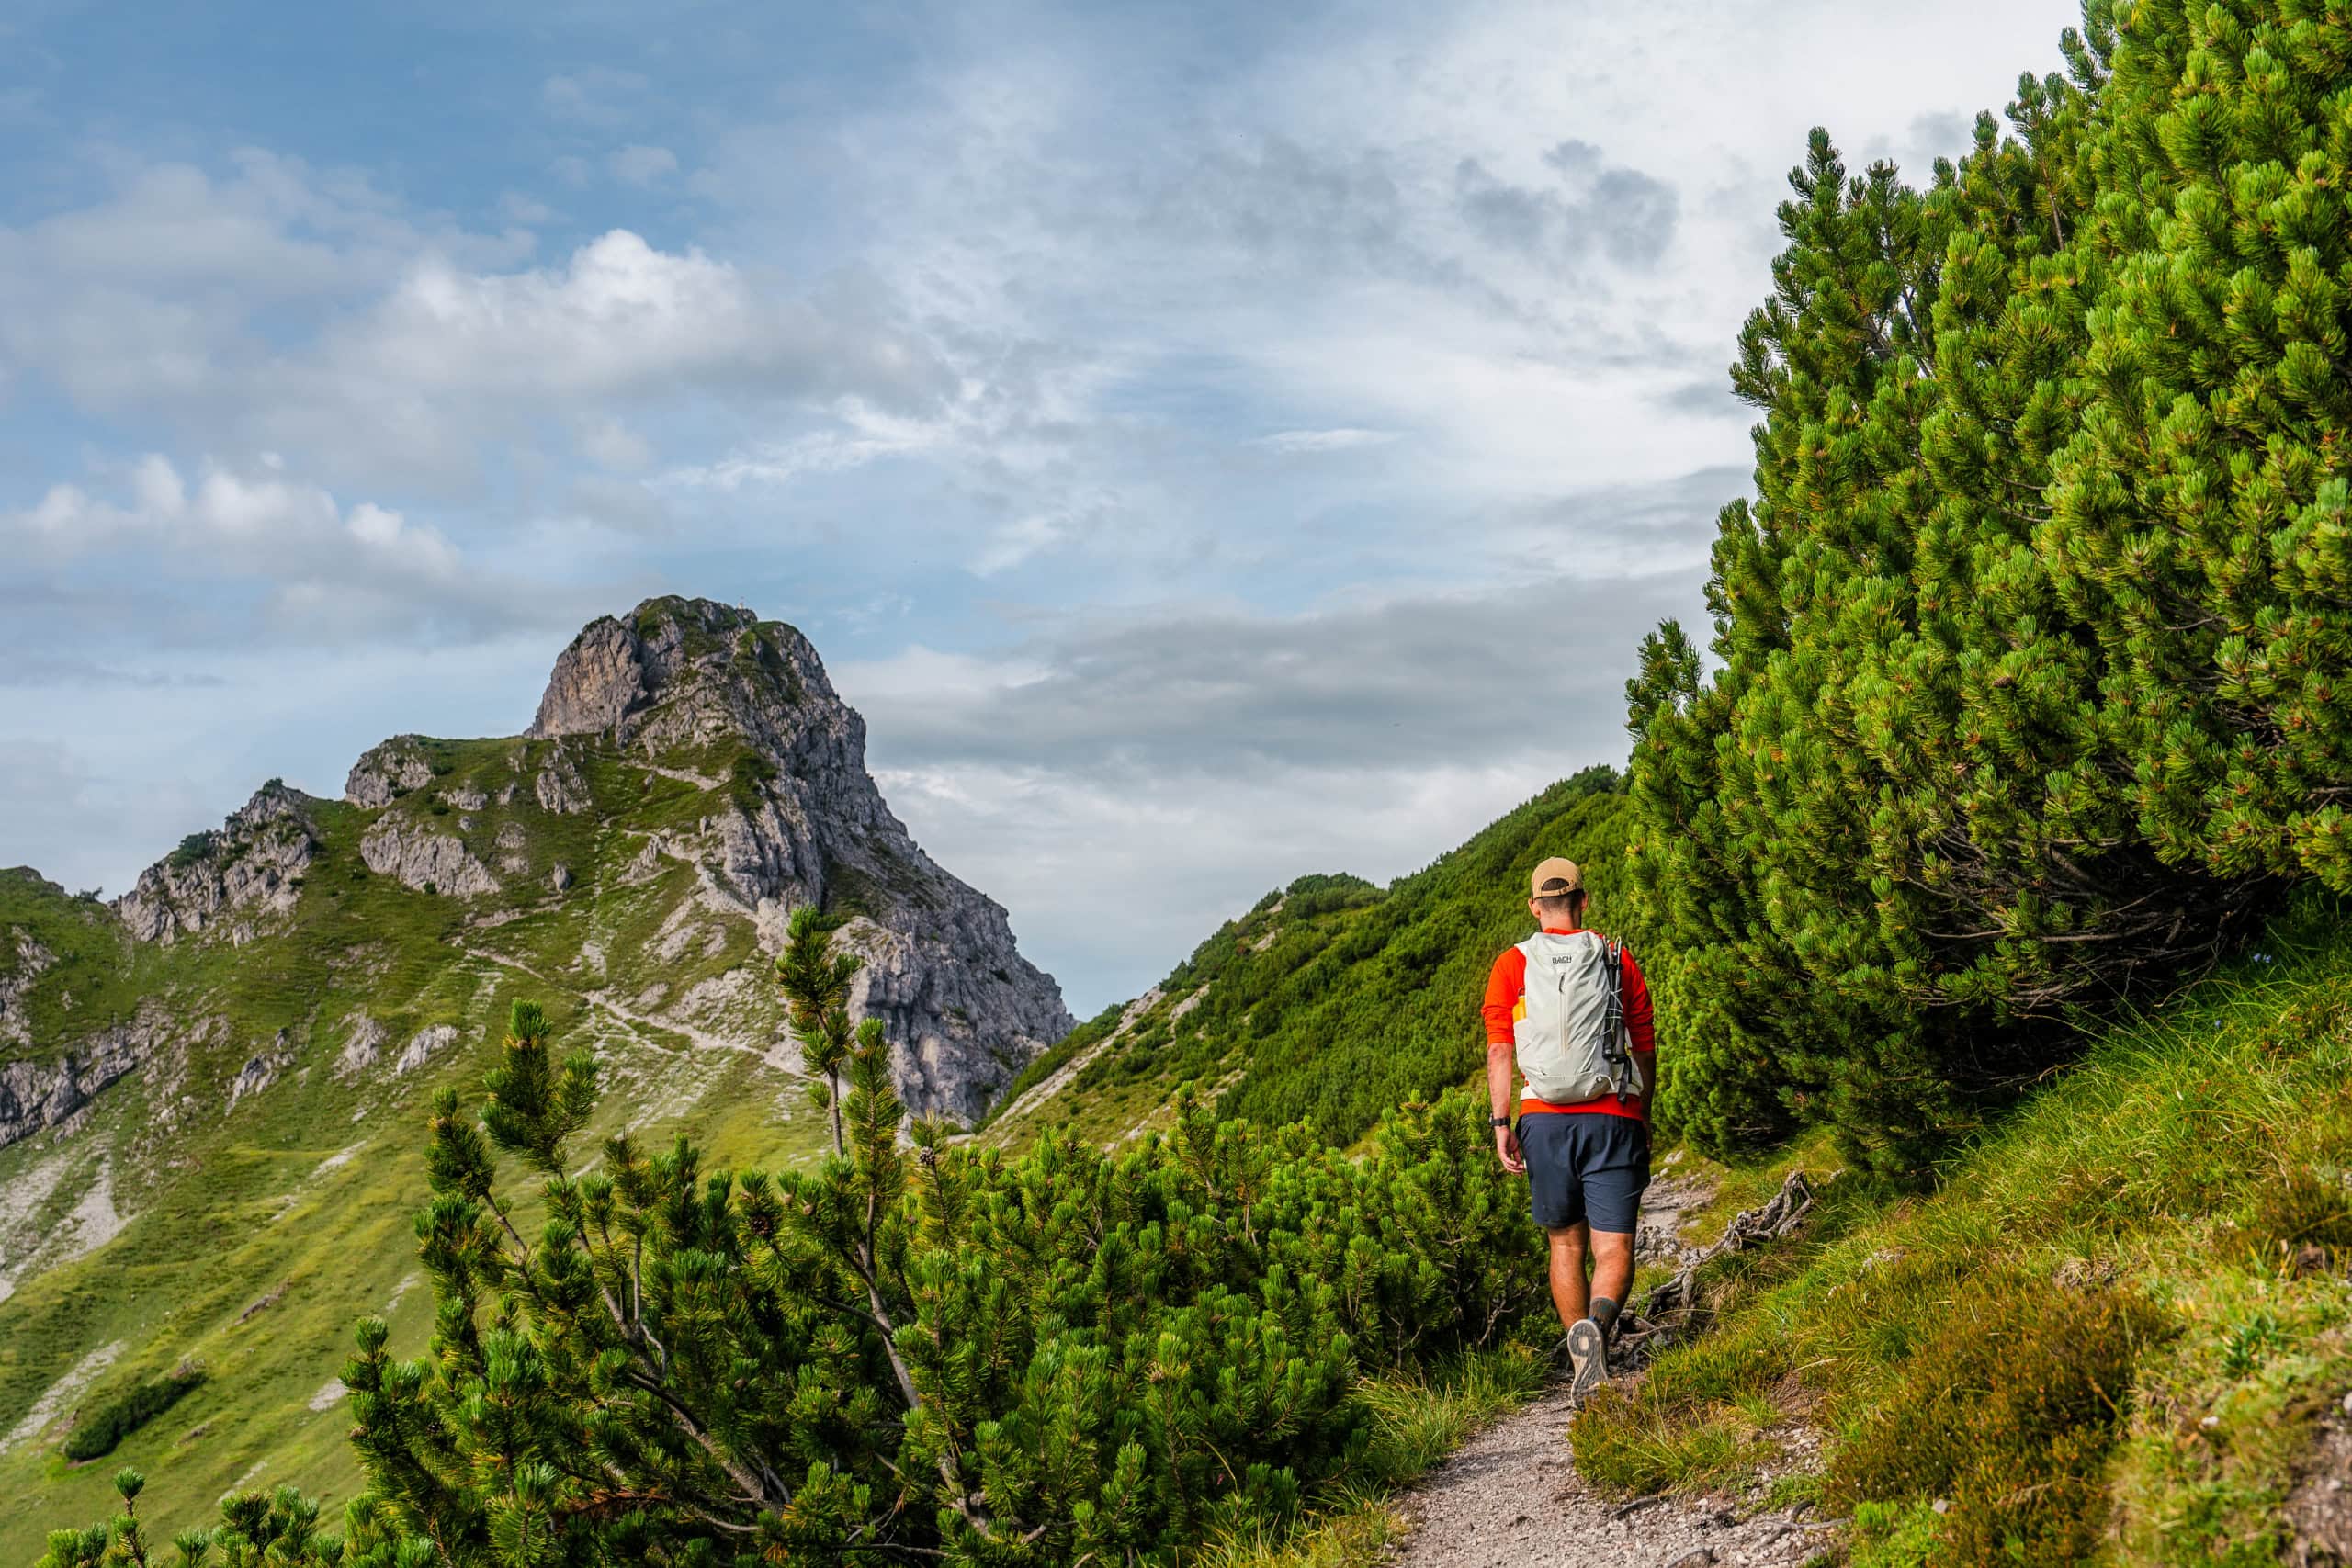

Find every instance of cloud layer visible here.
[0,0,2086,1007]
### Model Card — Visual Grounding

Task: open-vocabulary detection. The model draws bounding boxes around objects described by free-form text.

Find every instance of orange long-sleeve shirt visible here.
[1483,927,1655,1121]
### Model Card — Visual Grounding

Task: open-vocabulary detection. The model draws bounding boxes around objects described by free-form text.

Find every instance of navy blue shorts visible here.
[1520,1112,1650,1234]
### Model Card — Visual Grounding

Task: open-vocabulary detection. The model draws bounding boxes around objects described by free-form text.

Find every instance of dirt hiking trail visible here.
[1390,1167,1828,1568]
[1389,1382,1827,1568]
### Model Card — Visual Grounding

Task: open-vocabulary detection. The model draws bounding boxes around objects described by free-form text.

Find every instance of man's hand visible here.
[1486,1038,1522,1174]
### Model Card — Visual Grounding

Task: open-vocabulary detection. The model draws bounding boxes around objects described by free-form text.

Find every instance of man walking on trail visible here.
[1484,855,1655,1402]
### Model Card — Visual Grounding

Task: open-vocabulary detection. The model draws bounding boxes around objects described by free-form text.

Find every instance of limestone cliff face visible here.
[358,818,501,897]
[114,783,319,945]
[530,597,1073,1119]
[0,1006,166,1150]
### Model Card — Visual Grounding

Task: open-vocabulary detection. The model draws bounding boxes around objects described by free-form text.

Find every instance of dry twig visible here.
[1610,1169,1818,1367]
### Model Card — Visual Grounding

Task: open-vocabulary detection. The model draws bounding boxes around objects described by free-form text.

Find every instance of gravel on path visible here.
[1388,1384,1823,1568]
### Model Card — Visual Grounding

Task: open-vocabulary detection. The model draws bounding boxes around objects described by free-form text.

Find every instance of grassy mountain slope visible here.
[0,599,1070,1558]
[979,765,1634,1152]
[0,748,822,1552]
[1571,894,2352,1562]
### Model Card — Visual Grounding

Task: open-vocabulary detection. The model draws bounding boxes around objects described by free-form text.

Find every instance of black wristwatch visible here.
[1490,1115,1511,1128]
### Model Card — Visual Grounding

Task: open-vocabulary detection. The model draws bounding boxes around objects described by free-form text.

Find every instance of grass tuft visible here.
[1826,1278,2163,1564]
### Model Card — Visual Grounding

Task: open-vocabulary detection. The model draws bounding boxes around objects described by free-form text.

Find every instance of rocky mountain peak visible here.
[116,781,322,945]
[526,595,1069,1117]
[528,596,831,752]
[64,596,1069,1124]
[518,595,1072,1117]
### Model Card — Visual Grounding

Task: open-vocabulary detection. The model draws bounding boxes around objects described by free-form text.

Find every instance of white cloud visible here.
[1254,427,1397,454]
[347,231,823,396]
[29,219,964,488]
[18,456,447,570]
[2,454,514,643]
[559,475,673,535]
[0,152,528,416]
[663,402,946,490]
[541,67,651,127]
[499,190,557,225]
[971,491,1118,577]
[609,144,679,185]
[579,415,654,471]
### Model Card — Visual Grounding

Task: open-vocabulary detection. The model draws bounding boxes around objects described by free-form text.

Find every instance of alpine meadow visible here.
[20,0,2352,1565]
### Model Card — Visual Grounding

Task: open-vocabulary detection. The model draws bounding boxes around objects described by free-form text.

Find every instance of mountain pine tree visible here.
[40,920,1545,1564]
[1631,0,2352,1172]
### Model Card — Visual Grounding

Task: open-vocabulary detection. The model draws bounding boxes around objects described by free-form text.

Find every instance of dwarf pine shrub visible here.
[59,1367,205,1464]
[39,915,1552,1565]
[1629,0,2352,1173]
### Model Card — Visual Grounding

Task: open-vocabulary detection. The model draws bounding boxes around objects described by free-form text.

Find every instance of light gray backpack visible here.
[1511,930,1643,1105]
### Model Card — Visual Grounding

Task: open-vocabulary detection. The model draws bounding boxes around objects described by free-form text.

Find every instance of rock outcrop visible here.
[224,1039,294,1111]
[530,618,650,739]
[359,818,501,897]
[392,1025,458,1076]
[0,1009,161,1151]
[115,783,319,944]
[334,1015,390,1082]
[535,745,591,814]
[530,597,1073,1118]
[311,1019,453,1085]
[345,737,435,807]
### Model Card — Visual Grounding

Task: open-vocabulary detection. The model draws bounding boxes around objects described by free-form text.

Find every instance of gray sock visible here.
[1590,1296,1621,1337]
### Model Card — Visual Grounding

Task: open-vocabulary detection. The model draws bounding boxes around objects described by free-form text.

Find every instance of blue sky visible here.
[1,0,2081,1012]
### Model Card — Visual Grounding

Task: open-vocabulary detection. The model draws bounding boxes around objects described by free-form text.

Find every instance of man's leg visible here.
[1555,1220,1610,1402]
[1587,1228,1635,1338]
[1582,1117,1652,1347]
[1545,1223,1589,1333]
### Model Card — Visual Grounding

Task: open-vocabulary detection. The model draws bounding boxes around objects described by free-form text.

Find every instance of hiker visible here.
[1484,855,1655,1401]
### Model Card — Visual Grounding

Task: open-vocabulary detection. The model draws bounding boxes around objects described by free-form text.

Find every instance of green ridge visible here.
[979,764,1633,1152]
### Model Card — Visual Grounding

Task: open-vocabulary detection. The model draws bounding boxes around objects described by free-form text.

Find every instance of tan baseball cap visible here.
[1530,856,1583,899]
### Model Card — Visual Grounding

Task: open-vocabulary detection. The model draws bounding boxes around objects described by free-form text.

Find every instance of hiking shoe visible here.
[1566,1316,1609,1403]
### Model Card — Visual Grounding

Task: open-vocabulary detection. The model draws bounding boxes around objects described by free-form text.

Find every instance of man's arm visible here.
[1486,1037,1523,1172]
[1483,949,1526,1173]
